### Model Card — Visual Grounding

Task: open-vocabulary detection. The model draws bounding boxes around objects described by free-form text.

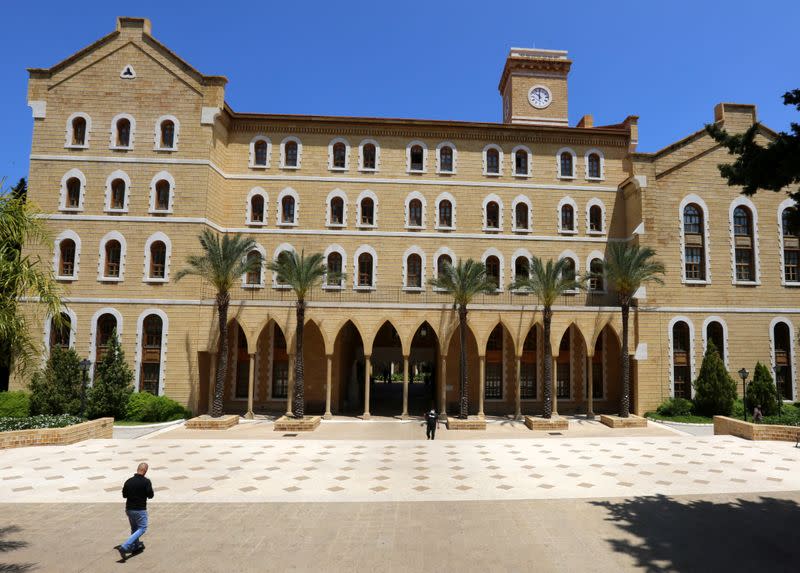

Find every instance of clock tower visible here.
[498,48,571,126]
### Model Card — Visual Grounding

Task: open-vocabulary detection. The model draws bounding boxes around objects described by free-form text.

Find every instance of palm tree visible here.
[267,250,328,418]
[601,242,665,417]
[511,257,583,418]
[428,258,496,419]
[0,188,64,376]
[175,230,258,417]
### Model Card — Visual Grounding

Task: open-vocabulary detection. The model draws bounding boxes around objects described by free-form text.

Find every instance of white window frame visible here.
[511,145,532,178]
[404,191,427,230]
[143,232,172,283]
[511,248,533,285]
[148,171,175,214]
[584,148,605,181]
[356,190,379,229]
[585,198,606,235]
[64,112,91,149]
[358,139,380,172]
[241,243,267,289]
[668,316,696,398]
[353,244,378,290]
[406,140,428,174]
[557,196,578,234]
[778,198,800,286]
[97,231,127,283]
[322,244,347,290]
[679,194,712,285]
[728,197,761,285]
[43,308,77,354]
[482,193,504,232]
[556,147,577,179]
[134,308,169,395]
[109,113,136,150]
[434,192,457,230]
[482,144,504,177]
[59,168,86,212]
[246,187,269,226]
[433,247,457,291]
[481,247,505,292]
[586,251,606,294]
[402,245,427,292]
[154,114,180,151]
[701,316,729,370]
[769,317,798,400]
[249,135,271,169]
[276,187,300,227]
[328,137,351,171]
[326,189,348,228]
[511,194,532,233]
[53,229,81,281]
[558,249,580,293]
[104,169,131,213]
[279,136,302,169]
[435,141,457,174]
[271,243,296,289]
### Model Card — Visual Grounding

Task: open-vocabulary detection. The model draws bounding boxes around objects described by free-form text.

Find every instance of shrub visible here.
[744,362,780,416]
[656,397,693,417]
[87,333,133,420]
[125,392,191,422]
[0,391,30,417]
[29,347,84,416]
[0,414,84,432]
[731,399,745,419]
[692,341,737,416]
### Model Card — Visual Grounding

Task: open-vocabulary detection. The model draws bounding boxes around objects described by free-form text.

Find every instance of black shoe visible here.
[132,543,145,554]
[115,545,127,561]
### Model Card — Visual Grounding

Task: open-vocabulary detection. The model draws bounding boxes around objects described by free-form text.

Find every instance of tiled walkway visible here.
[2,435,798,504]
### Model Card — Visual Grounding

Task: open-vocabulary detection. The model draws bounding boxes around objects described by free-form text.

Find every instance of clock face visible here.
[528,86,552,109]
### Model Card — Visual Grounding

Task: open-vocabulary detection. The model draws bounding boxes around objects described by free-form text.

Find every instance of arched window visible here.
[96,313,117,362]
[486,201,500,229]
[283,140,299,167]
[521,329,537,399]
[485,147,500,175]
[485,325,503,399]
[248,190,266,225]
[439,145,454,173]
[561,257,576,282]
[672,321,691,399]
[589,258,604,292]
[773,321,794,400]
[360,197,375,226]
[149,241,167,279]
[559,151,574,178]
[485,255,500,288]
[50,313,72,351]
[154,180,170,212]
[160,120,175,149]
[514,256,530,281]
[361,143,377,170]
[408,198,423,227]
[438,200,453,228]
[561,204,575,231]
[589,205,603,232]
[104,240,122,278]
[116,118,131,148]
[281,195,295,224]
[140,314,163,394]
[245,250,263,287]
[515,202,529,230]
[254,139,268,167]
[273,250,292,287]
[330,196,345,226]
[515,149,529,176]
[733,206,755,282]
[66,177,81,209]
[110,178,126,210]
[436,254,452,280]
[409,144,425,172]
[332,141,347,169]
[782,207,799,283]
[358,252,374,287]
[59,239,76,277]
[406,253,422,288]
[326,251,343,287]
[683,204,706,281]
[71,116,87,146]
[587,153,601,179]
[706,321,725,363]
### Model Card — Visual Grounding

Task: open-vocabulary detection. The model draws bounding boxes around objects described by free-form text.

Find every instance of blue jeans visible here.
[121,509,148,552]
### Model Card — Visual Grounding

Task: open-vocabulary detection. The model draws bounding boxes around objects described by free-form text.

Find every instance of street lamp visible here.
[738,368,749,422]
[79,359,91,418]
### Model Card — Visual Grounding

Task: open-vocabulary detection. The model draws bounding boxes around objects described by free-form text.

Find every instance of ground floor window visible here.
[520,362,536,399]
[556,362,571,399]
[484,362,502,399]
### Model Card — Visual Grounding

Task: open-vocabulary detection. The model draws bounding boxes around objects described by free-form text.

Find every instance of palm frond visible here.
[602,242,665,301]
[427,258,496,306]
[510,256,586,307]
[175,229,258,294]
[266,249,328,300]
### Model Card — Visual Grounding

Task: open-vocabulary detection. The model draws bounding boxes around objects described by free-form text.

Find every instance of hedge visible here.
[0,391,30,418]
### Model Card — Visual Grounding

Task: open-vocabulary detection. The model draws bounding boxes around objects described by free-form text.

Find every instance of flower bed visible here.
[0,417,113,449]
[0,414,84,432]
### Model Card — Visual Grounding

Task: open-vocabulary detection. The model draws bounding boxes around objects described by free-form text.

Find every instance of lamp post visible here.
[79,359,91,418]
[738,368,749,422]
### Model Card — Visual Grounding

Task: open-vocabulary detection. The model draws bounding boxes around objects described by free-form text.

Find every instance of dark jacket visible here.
[122,474,154,511]
[425,412,438,428]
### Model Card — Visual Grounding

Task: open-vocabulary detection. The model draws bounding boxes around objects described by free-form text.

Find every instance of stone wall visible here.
[713,416,800,442]
[0,417,113,450]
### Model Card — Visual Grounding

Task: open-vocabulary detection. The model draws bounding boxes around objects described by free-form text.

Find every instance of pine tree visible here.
[692,341,737,416]
[29,347,83,415]
[745,361,780,416]
[87,332,133,419]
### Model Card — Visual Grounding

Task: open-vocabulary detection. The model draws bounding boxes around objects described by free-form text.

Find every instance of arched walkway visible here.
[408,322,439,415]
[333,320,366,415]
[370,321,403,415]
[445,322,480,416]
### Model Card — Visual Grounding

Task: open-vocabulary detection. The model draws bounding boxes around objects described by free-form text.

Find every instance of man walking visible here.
[115,462,154,561]
[425,409,439,440]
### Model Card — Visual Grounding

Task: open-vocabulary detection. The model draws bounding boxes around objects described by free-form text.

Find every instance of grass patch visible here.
[645,412,713,424]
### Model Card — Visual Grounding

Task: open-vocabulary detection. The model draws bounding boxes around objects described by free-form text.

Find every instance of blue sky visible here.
[2,0,798,186]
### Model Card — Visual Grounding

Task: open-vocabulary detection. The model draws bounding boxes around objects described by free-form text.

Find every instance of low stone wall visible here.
[524,416,569,430]
[600,414,648,429]
[0,417,114,450]
[713,416,800,442]
[446,417,486,430]
[274,416,321,432]
[185,414,239,430]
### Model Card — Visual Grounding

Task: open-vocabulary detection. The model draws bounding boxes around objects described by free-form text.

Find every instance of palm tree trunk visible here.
[620,301,630,418]
[543,306,553,419]
[213,292,230,418]
[458,304,468,419]
[293,299,305,418]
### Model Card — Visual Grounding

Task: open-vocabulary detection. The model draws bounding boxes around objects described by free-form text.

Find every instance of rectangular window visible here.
[735,249,753,281]
[556,362,570,399]
[141,363,160,395]
[272,361,288,398]
[685,246,704,280]
[784,249,798,282]
[484,362,502,399]
[520,361,536,399]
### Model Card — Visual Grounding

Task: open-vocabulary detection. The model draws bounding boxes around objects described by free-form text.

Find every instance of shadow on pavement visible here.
[593,494,800,572]
[0,525,36,572]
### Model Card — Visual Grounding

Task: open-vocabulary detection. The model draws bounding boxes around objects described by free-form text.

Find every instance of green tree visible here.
[429,259,496,419]
[510,257,583,419]
[87,331,133,419]
[175,230,259,417]
[706,89,800,224]
[0,185,64,376]
[601,242,665,417]
[745,361,780,417]
[29,346,83,416]
[692,341,737,417]
[267,250,328,418]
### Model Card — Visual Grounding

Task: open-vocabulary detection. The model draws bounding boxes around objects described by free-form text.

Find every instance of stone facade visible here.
[14,17,799,421]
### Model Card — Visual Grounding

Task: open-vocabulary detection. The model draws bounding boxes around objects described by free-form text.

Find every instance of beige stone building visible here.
[15,17,799,418]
